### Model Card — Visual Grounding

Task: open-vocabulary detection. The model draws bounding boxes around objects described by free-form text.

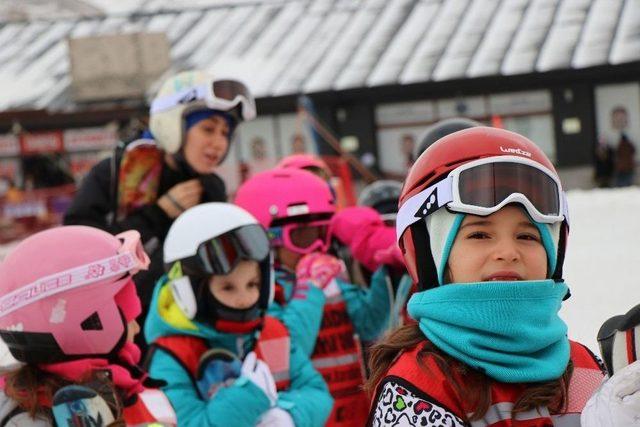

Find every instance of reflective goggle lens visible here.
[197,224,270,276]
[458,162,560,216]
[212,80,251,102]
[288,224,329,250]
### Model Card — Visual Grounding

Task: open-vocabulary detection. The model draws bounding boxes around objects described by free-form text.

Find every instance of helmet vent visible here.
[81,312,103,331]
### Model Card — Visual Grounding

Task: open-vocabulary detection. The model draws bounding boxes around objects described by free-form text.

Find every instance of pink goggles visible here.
[0,230,149,319]
[268,219,331,255]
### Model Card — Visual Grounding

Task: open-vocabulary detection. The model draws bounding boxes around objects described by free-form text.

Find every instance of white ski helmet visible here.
[163,203,273,332]
[149,70,256,154]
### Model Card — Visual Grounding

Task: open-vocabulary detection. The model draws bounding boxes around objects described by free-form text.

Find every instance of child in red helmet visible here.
[0,226,176,426]
[366,127,604,426]
[235,168,392,426]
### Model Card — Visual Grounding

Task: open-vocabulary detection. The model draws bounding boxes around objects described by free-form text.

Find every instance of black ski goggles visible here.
[182,224,270,277]
[398,156,568,240]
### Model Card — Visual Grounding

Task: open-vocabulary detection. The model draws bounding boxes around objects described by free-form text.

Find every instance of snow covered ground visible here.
[560,186,640,354]
[0,186,638,366]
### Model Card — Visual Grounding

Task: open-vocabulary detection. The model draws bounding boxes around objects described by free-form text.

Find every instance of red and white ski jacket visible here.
[368,340,604,427]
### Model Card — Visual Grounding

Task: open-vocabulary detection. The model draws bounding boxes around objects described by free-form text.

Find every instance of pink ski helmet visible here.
[0,226,149,363]
[276,154,331,180]
[235,168,336,254]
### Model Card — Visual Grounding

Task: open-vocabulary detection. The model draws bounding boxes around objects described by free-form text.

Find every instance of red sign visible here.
[64,127,118,152]
[20,131,63,154]
[0,159,19,180]
[0,135,19,156]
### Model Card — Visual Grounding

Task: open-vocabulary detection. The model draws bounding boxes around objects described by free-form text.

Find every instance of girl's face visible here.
[208,260,261,309]
[446,205,547,284]
[277,246,302,271]
[184,115,230,174]
[126,319,140,343]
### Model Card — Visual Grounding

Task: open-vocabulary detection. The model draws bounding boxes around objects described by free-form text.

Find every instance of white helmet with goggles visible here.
[149,70,256,155]
[163,202,273,332]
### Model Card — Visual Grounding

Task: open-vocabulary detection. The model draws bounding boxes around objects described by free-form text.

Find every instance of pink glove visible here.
[374,244,405,270]
[331,206,399,272]
[330,206,382,247]
[296,253,346,289]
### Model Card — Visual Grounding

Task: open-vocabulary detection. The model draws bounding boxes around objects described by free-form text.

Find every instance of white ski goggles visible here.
[397,156,568,239]
[151,79,256,121]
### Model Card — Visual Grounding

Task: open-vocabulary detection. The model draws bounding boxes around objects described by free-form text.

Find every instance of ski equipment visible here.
[235,169,336,255]
[357,180,402,224]
[415,117,480,158]
[277,154,331,180]
[163,203,273,332]
[396,127,569,290]
[0,226,149,363]
[52,385,115,427]
[597,304,640,376]
[149,70,256,155]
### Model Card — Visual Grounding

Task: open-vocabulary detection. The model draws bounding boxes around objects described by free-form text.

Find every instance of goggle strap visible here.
[561,192,570,227]
[396,177,453,241]
[0,253,138,319]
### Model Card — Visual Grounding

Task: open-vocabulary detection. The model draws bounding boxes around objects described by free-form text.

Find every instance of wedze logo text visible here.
[500,146,531,157]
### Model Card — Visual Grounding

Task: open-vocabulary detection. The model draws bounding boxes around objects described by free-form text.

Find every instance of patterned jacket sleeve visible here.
[369,377,468,427]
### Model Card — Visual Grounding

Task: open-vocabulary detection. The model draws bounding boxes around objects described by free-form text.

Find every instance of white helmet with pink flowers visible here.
[0,226,149,363]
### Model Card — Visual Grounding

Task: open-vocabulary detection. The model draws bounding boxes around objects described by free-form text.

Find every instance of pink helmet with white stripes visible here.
[235,168,336,254]
[0,226,149,363]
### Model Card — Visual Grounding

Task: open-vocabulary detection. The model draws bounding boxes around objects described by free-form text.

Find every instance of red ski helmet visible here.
[397,127,569,290]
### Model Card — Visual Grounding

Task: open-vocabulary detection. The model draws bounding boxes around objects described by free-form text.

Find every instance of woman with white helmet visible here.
[63,70,256,339]
[144,202,332,427]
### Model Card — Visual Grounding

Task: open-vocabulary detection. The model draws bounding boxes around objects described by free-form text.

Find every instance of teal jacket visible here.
[268,266,392,356]
[144,275,333,427]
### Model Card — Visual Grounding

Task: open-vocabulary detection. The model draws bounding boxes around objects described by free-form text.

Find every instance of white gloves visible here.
[581,360,640,426]
[257,407,295,427]
[241,352,277,407]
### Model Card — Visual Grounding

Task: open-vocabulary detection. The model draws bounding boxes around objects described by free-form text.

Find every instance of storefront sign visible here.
[20,131,63,154]
[0,135,20,156]
[64,127,118,152]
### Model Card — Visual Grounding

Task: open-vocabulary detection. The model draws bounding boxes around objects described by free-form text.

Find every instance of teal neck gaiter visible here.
[407,280,570,383]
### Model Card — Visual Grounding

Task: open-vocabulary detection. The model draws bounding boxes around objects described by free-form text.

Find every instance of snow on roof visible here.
[536,0,591,72]
[572,0,624,68]
[0,0,638,112]
[467,0,528,78]
[609,0,640,64]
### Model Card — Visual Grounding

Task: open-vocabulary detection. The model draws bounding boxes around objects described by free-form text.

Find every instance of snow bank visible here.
[561,186,640,354]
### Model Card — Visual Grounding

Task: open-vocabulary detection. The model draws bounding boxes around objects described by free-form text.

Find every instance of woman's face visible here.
[184,115,230,174]
[208,260,261,309]
[446,205,548,284]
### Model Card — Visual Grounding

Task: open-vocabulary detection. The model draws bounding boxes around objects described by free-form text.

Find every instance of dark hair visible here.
[366,324,573,421]
[3,365,125,426]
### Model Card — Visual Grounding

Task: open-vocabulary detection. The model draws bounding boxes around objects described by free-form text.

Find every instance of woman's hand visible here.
[157,179,203,218]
